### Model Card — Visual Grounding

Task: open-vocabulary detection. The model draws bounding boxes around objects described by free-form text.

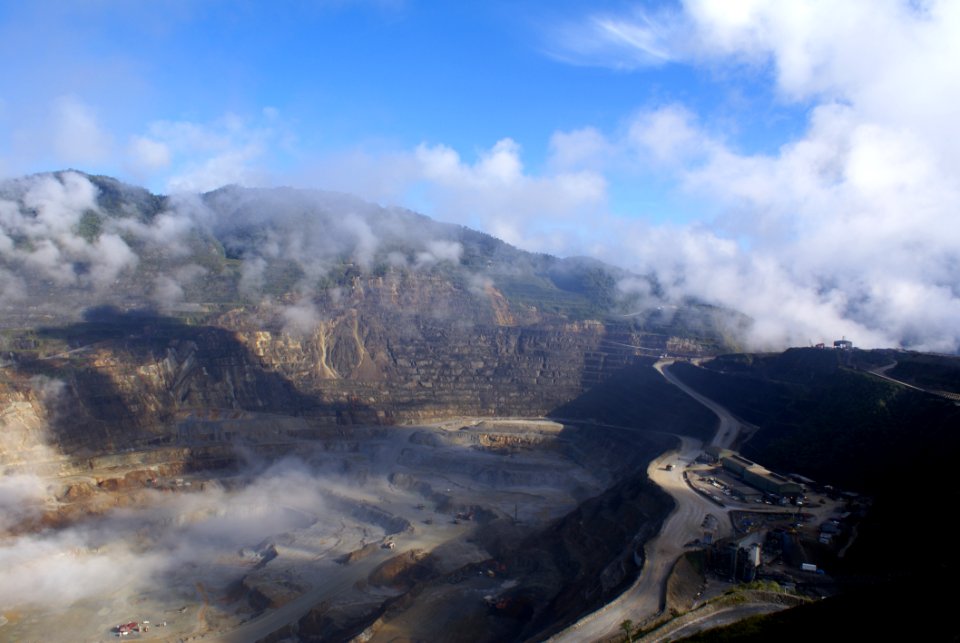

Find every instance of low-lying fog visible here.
[2,459,335,608]
[0,420,608,641]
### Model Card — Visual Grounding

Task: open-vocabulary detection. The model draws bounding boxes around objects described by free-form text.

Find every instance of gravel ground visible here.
[1,419,606,643]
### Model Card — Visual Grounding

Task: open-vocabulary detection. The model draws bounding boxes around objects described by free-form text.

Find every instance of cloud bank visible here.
[0,171,477,337]
[0,457,337,610]
[283,2,960,350]
[1,1,959,351]
[516,1,960,350]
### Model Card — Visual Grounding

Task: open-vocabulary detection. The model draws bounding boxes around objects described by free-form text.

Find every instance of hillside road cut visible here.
[655,360,747,450]
[548,360,746,642]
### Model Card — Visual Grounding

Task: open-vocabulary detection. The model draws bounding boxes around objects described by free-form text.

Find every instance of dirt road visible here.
[549,434,726,643]
[549,360,744,642]
[641,602,783,642]
[655,360,745,449]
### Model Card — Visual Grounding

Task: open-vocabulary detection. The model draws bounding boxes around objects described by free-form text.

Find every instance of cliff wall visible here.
[0,274,713,467]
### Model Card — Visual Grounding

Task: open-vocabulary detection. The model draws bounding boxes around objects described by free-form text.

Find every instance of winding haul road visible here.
[655,360,746,450]
[549,360,746,643]
[213,360,750,643]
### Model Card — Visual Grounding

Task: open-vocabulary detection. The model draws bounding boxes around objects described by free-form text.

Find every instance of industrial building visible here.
[710,450,804,498]
[742,467,803,497]
[721,454,755,477]
[704,446,733,462]
[708,535,763,582]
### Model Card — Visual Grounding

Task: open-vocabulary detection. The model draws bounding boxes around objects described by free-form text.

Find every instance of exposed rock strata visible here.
[0,276,713,466]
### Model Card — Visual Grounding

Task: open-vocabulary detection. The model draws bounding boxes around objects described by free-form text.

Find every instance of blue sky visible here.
[0,1,804,203]
[2,1,960,351]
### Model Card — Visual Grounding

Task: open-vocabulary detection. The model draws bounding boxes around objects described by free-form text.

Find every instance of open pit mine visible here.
[0,172,739,642]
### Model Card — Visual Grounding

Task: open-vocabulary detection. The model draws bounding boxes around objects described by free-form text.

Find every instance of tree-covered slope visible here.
[673,348,960,586]
[0,171,745,350]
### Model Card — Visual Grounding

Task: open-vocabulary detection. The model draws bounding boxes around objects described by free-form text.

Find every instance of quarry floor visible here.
[0,418,614,643]
[1,364,828,643]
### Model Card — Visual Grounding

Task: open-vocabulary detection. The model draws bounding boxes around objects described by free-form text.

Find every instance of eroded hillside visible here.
[0,171,734,468]
[0,172,728,642]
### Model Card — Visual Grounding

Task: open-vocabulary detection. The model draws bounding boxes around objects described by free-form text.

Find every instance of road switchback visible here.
[550,360,747,642]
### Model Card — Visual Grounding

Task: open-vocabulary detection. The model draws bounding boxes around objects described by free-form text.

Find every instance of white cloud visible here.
[128,112,286,193]
[166,144,266,193]
[20,169,99,234]
[0,172,145,293]
[527,1,960,350]
[128,135,171,171]
[683,0,949,102]
[239,256,268,297]
[548,127,613,171]
[627,104,712,167]
[307,137,608,255]
[415,239,463,267]
[339,214,379,269]
[0,473,48,531]
[604,99,960,349]
[152,274,184,308]
[51,96,112,164]
[87,233,139,288]
[0,267,26,303]
[543,8,680,69]
[0,1,955,352]
[0,457,342,611]
[411,139,608,251]
[281,297,321,337]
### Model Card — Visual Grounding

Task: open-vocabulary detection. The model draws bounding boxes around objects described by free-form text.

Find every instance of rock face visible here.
[0,173,736,467]
[0,284,714,466]
[0,174,739,643]
[0,171,731,491]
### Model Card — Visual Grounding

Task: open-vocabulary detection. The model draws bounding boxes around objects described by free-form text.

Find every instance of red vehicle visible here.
[115,622,139,635]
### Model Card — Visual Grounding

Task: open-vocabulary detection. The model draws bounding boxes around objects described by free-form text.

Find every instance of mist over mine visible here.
[0,170,955,641]
[2,3,960,638]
